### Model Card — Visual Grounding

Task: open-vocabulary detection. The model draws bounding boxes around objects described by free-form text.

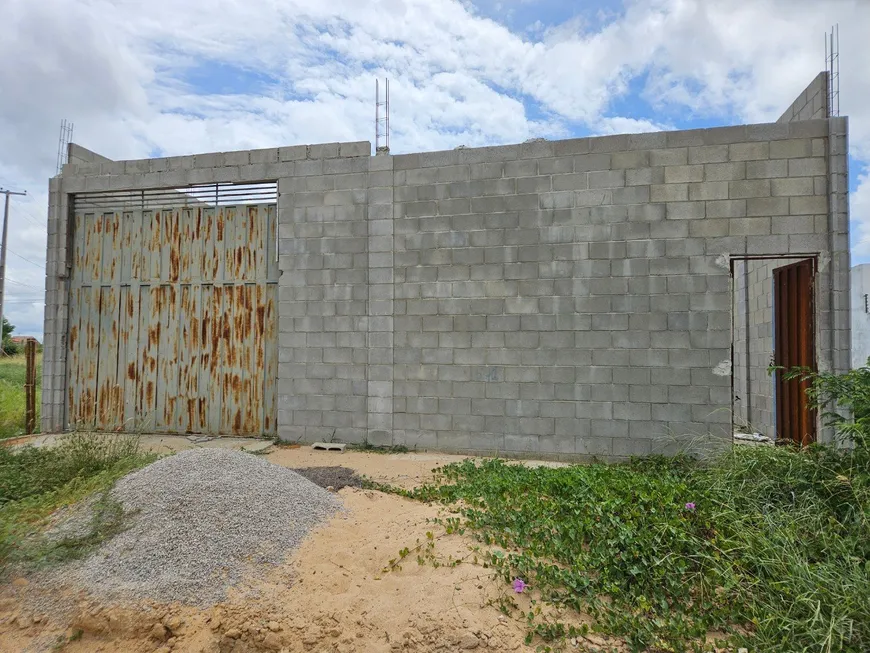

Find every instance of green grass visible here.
[0,353,42,439]
[0,433,157,568]
[404,445,870,652]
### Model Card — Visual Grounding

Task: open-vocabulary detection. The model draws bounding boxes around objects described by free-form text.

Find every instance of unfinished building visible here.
[41,72,850,457]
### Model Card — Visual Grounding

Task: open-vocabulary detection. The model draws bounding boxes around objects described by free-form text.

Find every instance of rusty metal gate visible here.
[67,184,278,436]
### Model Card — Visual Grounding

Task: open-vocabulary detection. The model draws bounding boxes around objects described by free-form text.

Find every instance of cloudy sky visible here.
[1,0,868,338]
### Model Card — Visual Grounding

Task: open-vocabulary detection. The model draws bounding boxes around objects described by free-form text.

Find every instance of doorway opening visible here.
[731,256,817,446]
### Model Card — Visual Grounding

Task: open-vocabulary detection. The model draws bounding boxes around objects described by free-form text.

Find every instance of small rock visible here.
[738,649,748,653]
[32,614,43,624]
[150,622,168,641]
[329,628,341,637]
[326,486,335,492]
[225,628,242,639]
[210,619,223,631]
[268,621,281,632]
[460,633,480,649]
[11,578,28,587]
[166,615,184,630]
[16,615,32,629]
[263,632,283,650]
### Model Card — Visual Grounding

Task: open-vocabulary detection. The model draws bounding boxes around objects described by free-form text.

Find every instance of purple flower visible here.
[685,502,696,511]
[512,578,526,593]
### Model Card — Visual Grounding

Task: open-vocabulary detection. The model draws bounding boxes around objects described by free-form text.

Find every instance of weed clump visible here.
[411,446,869,652]
[0,433,156,567]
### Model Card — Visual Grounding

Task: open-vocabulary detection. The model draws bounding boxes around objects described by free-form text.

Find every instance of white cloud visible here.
[594,116,672,135]
[1,0,870,336]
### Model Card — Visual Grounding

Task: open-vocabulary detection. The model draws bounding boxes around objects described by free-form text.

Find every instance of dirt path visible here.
[0,449,558,652]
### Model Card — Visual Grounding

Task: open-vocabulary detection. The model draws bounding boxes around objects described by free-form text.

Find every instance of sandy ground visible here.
[0,447,609,653]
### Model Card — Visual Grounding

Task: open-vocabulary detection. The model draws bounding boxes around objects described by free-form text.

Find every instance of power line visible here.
[17,208,44,230]
[7,250,45,269]
[6,277,42,291]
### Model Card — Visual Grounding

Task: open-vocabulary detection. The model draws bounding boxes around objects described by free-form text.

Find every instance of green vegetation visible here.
[0,351,41,438]
[0,433,156,568]
[396,364,870,652]
[1,318,17,355]
[408,449,868,652]
[351,441,410,454]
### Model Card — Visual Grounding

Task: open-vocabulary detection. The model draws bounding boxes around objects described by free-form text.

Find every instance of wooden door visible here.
[773,259,815,445]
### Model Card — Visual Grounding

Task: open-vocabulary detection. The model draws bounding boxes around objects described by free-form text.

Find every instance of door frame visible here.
[729,255,818,445]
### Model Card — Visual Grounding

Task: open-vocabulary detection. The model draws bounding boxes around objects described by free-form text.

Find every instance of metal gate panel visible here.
[774,259,816,445]
[67,191,278,436]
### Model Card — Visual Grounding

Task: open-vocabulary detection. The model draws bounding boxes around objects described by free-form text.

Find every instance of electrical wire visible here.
[7,250,45,269]
[5,278,43,291]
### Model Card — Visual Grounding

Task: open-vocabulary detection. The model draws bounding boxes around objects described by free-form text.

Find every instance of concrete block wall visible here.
[44,109,850,455]
[851,264,870,368]
[387,121,841,456]
[42,140,374,433]
[778,72,829,123]
[274,143,380,444]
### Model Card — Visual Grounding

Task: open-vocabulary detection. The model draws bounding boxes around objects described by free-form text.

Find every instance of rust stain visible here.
[69,205,275,438]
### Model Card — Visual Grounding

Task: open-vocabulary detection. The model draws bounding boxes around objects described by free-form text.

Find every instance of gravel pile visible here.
[60,448,341,606]
[291,466,363,491]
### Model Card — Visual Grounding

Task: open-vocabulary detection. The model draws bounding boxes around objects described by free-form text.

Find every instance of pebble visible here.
[460,632,480,649]
[149,622,168,641]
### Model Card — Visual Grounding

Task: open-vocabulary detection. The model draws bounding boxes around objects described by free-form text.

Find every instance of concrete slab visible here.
[13,433,274,454]
[311,442,346,452]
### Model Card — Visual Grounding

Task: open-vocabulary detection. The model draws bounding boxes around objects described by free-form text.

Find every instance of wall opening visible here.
[65,182,279,436]
[731,255,817,445]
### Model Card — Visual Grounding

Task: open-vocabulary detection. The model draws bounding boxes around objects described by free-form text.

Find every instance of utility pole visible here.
[0,188,28,348]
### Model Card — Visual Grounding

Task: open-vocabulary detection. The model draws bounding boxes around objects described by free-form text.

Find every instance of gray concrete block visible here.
[688,145,729,164]
[612,186,650,204]
[650,148,688,167]
[611,150,650,169]
[729,142,769,161]
[689,181,729,201]
[574,153,612,172]
[626,167,664,186]
[553,173,589,191]
[771,177,814,196]
[665,165,704,183]
[729,179,771,199]
[705,161,746,181]
[574,189,611,207]
[651,184,688,202]
[588,170,625,189]
[746,160,788,179]
[340,141,372,157]
[789,196,827,215]
[769,139,812,159]
[788,157,826,176]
